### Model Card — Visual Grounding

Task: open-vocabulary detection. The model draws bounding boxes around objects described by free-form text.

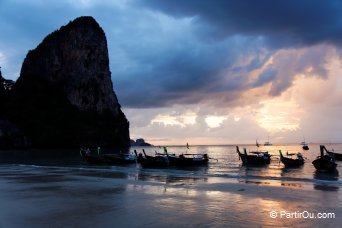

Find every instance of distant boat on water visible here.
[264,136,272,146]
[300,137,309,150]
[256,140,260,147]
[301,143,309,150]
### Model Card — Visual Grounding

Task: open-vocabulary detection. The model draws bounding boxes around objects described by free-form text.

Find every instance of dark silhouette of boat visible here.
[302,144,309,150]
[301,137,309,150]
[312,145,337,172]
[326,149,342,161]
[163,147,209,166]
[256,139,260,147]
[81,152,107,164]
[136,147,209,168]
[279,150,304,167]
[134,149,169,168]
[102,153,136,164]
[264,136,272,146]
[167,153,209,166]
[80,148,136,165]
[236,146,270,165]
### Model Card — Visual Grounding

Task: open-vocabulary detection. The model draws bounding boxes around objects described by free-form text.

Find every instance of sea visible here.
[0,144,341,227]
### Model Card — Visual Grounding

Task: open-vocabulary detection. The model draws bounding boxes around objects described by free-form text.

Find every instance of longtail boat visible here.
[236,146,270,165]
[164,147,209,166]
[326,149,342,161]
[312,145,337,172]
[80,148,136,165]
[134,149,169,168]
[279,150,304,167]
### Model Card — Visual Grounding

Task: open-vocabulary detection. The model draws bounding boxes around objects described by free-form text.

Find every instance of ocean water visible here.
[131,144,342,189]
[0,144,341,227]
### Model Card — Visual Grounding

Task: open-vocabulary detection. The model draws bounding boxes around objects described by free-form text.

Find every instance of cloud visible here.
[253,66,277,87]
[126,52,342,145]
[151,111,197,128]
[106,1,339,108]
[113,34,273,108]
[2,0,342,144]
[205,115,228,128]
[266,44,332,96]
[140,0,342,48]
[1,0,338,109]
[126,103,271,145]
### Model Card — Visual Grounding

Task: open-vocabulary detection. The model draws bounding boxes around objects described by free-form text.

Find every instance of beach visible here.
[2,2,342,227]
[0,154,341,227]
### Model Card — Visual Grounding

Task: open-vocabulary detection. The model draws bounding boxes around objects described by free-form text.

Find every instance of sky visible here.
[1,0,342,145]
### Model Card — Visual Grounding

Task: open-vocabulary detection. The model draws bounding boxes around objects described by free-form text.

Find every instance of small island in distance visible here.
[130,138,153,147]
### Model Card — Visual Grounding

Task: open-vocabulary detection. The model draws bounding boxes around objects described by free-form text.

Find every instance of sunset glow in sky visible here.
[1,0,342,145]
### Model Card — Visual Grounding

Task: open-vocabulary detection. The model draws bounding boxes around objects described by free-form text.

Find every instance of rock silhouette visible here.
[0,16,130,149]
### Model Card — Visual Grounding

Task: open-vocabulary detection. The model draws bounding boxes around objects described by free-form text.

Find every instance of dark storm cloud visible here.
[140,0,342,47]
[113,34,269,108]
[0,1,339,109]
[113,0,340,108]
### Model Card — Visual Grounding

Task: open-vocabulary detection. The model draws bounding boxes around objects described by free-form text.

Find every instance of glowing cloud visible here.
[256,98,302,133]
[151,112,197,128]
[205,115,228,128]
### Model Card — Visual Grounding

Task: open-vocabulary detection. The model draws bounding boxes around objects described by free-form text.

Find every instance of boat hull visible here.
[312,157,337,172]
[168,156,209,166]
[102,154,136,164]
[302,145,309,150]
[136,152,169,168]
[327,151,342,161]
[236,146,270,166]
[138,157,169,168]
[240,154,270,165]
[312,145,338,172]
[81,151,136,165]
[281,157,304,167]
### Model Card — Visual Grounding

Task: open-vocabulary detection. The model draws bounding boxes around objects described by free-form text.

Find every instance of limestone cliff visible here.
[17,16,120,115]
[1,16,130,149]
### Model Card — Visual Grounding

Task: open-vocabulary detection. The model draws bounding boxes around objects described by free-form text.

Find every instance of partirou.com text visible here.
[270,210,335,219]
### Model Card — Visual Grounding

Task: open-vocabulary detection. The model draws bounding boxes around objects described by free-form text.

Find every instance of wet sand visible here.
[0,164,341,227]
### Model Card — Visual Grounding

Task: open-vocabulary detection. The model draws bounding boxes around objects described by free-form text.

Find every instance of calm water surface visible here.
[0,144,341,227]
